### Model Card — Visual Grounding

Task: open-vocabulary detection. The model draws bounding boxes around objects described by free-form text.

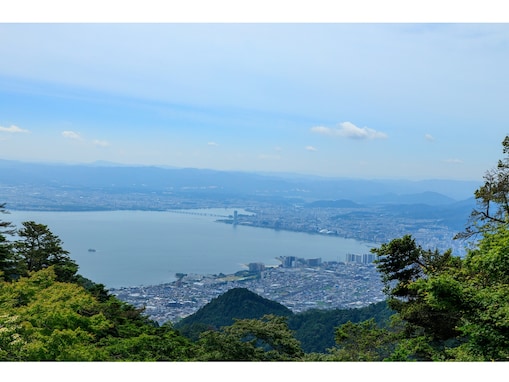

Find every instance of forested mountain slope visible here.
[174,287,393,353]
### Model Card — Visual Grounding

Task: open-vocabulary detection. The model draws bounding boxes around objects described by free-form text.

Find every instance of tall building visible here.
[346,253,362,263]
[306,258,322,267]
[281,256,296,268]
[362,253,376,264]
[248,262,265,272]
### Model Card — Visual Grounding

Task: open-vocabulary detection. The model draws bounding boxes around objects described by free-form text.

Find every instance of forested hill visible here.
[175,287,393,353]
[175,288,293,338]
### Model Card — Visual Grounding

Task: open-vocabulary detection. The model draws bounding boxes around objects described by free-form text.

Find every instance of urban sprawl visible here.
[111,255,385,325]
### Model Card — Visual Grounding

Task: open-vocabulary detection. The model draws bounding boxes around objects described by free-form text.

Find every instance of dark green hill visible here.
[175,287,393,353]
[175,288,293,340]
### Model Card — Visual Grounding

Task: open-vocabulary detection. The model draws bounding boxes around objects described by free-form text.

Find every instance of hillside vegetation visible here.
[175,287,392,353]
[2,136,509,361]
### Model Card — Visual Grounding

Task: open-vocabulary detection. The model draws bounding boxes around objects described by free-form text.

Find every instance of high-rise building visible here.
[306,258,322,267]
[362,253,376,264]
[248,262,265,272]
[346,253,362,263]
[281,256,296,268]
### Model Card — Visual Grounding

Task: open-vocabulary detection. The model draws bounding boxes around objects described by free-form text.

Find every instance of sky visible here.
[1,6,508,181]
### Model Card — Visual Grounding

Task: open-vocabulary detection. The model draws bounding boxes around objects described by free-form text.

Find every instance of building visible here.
[362,253,376,264]
[306,258,322,267]
[279,256,297,268]
[248,262,265,272]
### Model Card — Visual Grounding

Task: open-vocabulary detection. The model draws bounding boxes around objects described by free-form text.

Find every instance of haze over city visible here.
[1,4,507,181]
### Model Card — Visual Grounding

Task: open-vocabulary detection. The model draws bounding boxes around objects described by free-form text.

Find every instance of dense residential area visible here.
[110,260,385,324]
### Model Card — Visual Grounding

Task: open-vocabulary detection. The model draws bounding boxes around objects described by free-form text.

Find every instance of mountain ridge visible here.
[0,159,480,203]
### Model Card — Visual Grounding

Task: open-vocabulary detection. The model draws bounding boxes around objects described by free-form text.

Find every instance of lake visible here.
[7,209,376,288]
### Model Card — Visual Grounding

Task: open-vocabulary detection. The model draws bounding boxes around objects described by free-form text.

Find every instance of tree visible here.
[327,318,396,361]
[371,235,463,349]
[195,314,304,361]
[453,226,509,360]
[0,267,197,361]
[14,221,78,282]
[0,203,15,236]
[0,234,20,282]
[0,267,111,361]
[0,204,21,281]
[14,221,78,281]
[458,135,509,240]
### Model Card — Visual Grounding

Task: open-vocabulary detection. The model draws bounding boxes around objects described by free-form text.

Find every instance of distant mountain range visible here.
[0,159,481,204]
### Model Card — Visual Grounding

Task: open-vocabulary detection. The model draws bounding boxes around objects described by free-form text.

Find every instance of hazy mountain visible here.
[0,159,480,203]
[305,199,363,208]
[362,191,457,206]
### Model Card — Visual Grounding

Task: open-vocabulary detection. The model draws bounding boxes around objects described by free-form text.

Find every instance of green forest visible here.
[2,136,509,361]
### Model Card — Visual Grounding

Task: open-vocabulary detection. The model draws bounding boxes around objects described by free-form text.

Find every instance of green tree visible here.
[0,234,20,282]
[0,267,196,361]
[14,221,78,282]
[0,267,111,361]
[458,135,509,239]
[372,235,462,343]
[0,204,20,281]
[327,318,396,361]
[103,324,195,361]
[195,314,304,361]
[0,203,15,236]
[453,226,509,360]
[369,229,509,360]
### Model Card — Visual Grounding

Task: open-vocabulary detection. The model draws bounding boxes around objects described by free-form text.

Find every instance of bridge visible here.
[166,209,232,218]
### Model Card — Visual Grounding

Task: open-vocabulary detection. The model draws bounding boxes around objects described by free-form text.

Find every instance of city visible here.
[110,256,386,325]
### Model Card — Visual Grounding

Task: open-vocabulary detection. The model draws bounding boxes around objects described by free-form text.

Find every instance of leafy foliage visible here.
[372,235,463,344]
[328,318,396,361]
[459,135,509,239]
[0,267,196,361]
[14,221,79,282]
[195,314,303,361]
[287,301,393,353]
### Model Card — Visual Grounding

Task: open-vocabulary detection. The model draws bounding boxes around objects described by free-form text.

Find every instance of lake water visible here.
[7,209,376,288]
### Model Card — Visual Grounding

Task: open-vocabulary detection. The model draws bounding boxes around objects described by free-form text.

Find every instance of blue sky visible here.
[1,22,508,180]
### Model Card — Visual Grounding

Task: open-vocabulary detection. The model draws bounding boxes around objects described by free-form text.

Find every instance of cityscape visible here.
[111,256,385,325]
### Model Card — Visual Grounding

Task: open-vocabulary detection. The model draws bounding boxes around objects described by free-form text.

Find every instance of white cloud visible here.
[425,133,435,142]
[0,124,29,133]
[305,146,317,151]
[207,141,219,146]
[310,126,330,135]
[93,139,110,147]
[311,122,387,140]
[62,130,82,140]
